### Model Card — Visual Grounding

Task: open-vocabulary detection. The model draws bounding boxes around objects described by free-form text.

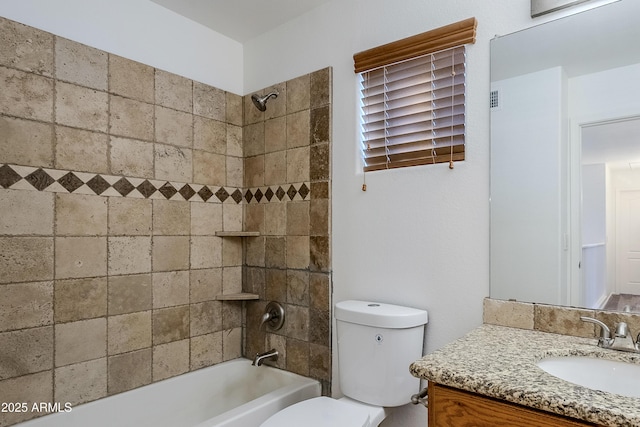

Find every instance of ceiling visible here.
[149,0,333,43]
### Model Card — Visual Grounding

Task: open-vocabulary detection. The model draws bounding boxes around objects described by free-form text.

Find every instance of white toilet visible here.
[260,300,428,427]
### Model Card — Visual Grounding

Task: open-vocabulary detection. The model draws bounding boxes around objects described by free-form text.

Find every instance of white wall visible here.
[0,0,244,94]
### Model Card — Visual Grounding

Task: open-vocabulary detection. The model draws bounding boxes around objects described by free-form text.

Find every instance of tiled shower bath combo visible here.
[0,17,331,426]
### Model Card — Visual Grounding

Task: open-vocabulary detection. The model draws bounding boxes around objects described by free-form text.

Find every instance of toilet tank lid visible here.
[335,300,428,328]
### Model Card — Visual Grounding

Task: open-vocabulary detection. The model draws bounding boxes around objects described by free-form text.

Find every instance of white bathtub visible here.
[18,358,321,427]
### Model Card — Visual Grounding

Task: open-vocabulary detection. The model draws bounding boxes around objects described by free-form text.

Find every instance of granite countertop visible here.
[410,324,640,427]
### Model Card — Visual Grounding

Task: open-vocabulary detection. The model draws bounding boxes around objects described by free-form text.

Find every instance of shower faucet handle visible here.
[260,301,285,331]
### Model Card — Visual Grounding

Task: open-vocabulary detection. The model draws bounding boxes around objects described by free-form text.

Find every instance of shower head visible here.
[251,91,278,112]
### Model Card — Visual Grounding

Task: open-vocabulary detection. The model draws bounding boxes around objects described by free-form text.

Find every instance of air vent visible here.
[490,89,500,109]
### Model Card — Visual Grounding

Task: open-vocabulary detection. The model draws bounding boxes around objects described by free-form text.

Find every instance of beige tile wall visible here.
[0,17,247,426]
[483,298,640,339]
[242,68,333,394]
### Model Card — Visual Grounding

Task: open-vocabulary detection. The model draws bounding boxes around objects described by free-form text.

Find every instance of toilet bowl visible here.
[259,300,428,427]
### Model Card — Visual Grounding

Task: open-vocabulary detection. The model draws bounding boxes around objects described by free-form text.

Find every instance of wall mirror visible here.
[490,0,640,312]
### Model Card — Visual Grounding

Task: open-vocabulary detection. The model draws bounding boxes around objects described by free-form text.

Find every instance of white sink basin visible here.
[537,356,640,398]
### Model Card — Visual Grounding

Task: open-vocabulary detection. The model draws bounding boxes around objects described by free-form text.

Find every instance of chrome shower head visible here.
[251,91,278,112]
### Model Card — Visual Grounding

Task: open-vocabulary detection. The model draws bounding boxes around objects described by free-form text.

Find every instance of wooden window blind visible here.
[354,18,477,172]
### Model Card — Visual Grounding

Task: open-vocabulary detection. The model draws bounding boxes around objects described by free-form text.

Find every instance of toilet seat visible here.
[260,397,378,427]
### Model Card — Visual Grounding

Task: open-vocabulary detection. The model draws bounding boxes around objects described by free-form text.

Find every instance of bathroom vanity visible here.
[410,325,640,427]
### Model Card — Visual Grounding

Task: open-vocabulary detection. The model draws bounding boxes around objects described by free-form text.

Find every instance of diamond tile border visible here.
[0,164,310,204]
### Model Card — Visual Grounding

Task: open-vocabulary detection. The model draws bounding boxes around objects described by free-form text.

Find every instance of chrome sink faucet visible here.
[580,316,640,353]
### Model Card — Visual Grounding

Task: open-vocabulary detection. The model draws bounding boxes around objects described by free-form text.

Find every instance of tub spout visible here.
[252,349,278,366]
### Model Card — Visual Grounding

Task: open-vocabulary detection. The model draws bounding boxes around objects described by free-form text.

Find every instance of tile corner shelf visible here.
[215,231,260,237]
[216,293,260,301]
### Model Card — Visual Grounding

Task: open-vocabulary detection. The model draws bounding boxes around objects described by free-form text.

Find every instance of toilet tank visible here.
[335,300,428,407]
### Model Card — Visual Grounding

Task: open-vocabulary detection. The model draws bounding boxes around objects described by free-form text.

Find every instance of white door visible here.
[616,190,640,294]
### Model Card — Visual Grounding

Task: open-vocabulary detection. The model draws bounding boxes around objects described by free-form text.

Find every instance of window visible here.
[354,18,477,172]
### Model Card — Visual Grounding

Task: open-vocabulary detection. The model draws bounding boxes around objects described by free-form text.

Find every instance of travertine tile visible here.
[108,274,152,315]
[109,95,154,141]
[245,236,266,267]
[244,93,264,126]
[55,37,107,90]
[264,237,285,268]
[287,74,310,114]
[265,116,287,153]
[152,306,190,345]
[309,343,331,381]
[311,181,329,200]
[264,203,286,235]
[191,202,222,236]
[244,203,264,235]
[190,236,222,270]
[193,82,225,121]
[55,126,108,173]
[310,68,331,108]
[287,236,310,269]
[266,269,287,302]
[222,237,242,267]
[309,273,330,311]
[311,105,331,145]
[155,105,193,148]
[109,55,154,103]
[152,339,189,381]
[193,116,226,154]
[244,155,264,188]
[152,200,190,236]
[154,144,193,182]
[310,143,330,181]
[190,332,222,370]
[55,277,107,322]
[0,116,53,167]
[287,146,310,183]
[55,318,106,367]
[227,124,243,157]
[310,236,330,272]
[56,193,107,236]
[309,308,330,346]
[286,338,309,376]
[107,311,151,355]
[190,268,222,303]
[264,82,286,120]
[243,267,265,298]
[286,110,310,149]
[110,136,154,178]
[0,66,53,122]
[0,327,53,380]
[0,238,53,283]
[108,236,151,275]
[190,300,222,336]
[0,18,53,76]
[55,237,107,279]
[0,282,52,332]
[310,199,329,236]
[155,70,192,113]
[222,266,242,295]
[226,156,243,188]
[153,236,190,271]
[0,189,53,235]
[107,348,152,394]
[266,333,287,369]
[108,198,152,236]
[223,204,243,231]
[0,372,52,425]
[54,357,107,405]
[244,122,265,157]
[193,150,225,185]
[226,92,243,127]
[287,201,310,236]
[152,271,189,309]
[285,305,309,341]
[264,151,286,186]
[222,327,242,361]
[287,270,309,306]
[55,81,108,132]
[222,302,242,330]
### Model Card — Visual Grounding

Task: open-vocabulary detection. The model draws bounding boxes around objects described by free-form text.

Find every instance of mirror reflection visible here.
[490,0,640,311]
